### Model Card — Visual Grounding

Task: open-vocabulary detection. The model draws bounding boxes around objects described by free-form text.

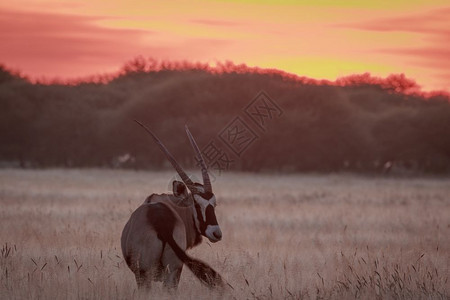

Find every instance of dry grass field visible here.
[0,169,448,299]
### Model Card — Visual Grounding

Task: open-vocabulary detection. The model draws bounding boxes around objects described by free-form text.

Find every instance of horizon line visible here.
[1,57,449,99]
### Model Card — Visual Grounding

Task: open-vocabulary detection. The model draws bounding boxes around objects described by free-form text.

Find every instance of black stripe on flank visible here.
[146,203,176,241]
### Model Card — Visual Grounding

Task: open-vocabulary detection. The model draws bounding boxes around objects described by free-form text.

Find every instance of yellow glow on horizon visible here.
[260,57,393,80]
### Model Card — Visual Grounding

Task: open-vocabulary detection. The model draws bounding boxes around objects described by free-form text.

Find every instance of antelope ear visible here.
[173,181,188,198]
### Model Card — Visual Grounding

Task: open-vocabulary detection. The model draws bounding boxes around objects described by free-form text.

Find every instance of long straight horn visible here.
[185,125,212,193]
[135,120,194,187]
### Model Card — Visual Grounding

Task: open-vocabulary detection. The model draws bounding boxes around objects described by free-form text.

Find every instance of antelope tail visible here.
[164,234,224,289]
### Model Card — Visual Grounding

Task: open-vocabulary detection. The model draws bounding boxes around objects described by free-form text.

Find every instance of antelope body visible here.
[121,122,223,290]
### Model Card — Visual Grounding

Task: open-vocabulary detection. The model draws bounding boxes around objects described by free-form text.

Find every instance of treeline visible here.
[1,63,449,174]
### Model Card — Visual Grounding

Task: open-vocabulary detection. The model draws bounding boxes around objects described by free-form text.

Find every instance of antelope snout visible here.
[206,225,222,242]
[213,229,222,240]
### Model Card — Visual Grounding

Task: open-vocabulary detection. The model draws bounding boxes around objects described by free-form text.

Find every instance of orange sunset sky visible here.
[1,0,449,92]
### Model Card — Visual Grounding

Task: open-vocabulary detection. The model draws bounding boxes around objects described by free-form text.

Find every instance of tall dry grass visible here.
[0,169,448,299]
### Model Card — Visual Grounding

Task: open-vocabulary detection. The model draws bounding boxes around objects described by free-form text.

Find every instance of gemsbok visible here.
[121,120,224,290]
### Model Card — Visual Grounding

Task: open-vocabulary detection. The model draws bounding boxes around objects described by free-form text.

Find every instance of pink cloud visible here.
[379,47,450,69]
[0,8,236,79]
[338,7,450,35]
[0,9,154,78]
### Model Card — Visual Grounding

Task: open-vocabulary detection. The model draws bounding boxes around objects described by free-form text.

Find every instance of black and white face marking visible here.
[192,192,222,243]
